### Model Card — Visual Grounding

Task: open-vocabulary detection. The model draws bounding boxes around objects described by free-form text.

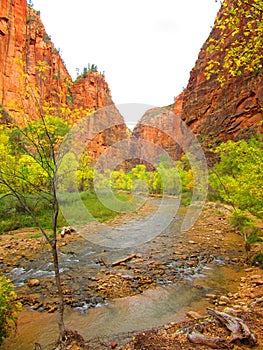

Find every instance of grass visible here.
[0,191,144,234]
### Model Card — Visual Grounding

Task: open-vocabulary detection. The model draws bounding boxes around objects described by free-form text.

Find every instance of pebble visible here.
[186,311,203,320]
[206,294,217,300]
[27,278,40,287]
[47,305,57,313]
[219,295,230,304]
[245,268,253,272]
[223,307,240,316]
[251,275,261,280]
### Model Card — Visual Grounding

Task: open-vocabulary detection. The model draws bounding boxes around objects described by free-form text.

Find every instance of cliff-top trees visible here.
[205,0,263,85]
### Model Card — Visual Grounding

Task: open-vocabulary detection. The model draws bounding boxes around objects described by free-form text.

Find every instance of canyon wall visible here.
[0,0,128,161]
[133,0,263,161]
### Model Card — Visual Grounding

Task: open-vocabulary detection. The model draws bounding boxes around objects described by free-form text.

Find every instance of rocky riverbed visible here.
[120,266,263,350]
[1,200,262,349]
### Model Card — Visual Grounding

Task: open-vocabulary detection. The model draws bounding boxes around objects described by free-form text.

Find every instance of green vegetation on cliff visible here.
[205,0,263,85]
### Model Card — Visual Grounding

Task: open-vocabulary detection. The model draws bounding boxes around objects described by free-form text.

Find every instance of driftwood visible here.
[207,308,257,346]
[187,332,228,349]
[111,254,137,267]
[98,258,110,268]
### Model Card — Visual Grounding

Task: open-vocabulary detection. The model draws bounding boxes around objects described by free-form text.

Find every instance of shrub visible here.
[0,276,22,345]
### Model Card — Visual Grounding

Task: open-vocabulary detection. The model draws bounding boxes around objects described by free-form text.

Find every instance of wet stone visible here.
[186,311,203,320]
[219,295,231,304]
[27,278,40,287]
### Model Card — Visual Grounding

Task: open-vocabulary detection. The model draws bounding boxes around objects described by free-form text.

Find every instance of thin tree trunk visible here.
[51,242,66,337]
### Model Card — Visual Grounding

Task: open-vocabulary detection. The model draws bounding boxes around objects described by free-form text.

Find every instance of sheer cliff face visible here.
[0,1,69,113]
[134,1,263,157]
[0,0,128,159]
[0,0,27,108]
[179,24,263,144]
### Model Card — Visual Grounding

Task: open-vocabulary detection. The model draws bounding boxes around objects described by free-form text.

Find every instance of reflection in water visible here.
[3,199,244,349]
[3,264,244,350]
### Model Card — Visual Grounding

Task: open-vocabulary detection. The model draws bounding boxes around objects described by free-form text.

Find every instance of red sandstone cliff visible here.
[0,1,69,115]
[0,0,128,158]
[133,0,263,158]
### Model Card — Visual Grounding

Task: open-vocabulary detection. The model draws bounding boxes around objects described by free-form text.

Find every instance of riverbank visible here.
[1,201,262,349]
[120,265,263,350]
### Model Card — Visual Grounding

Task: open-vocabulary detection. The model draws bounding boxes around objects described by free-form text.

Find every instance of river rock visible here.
[188,240,196,244]
[27,278,40,287]
[223,307,240,316]
[206,294,217,300]
[219,295,230,304]
[187,311,203,320]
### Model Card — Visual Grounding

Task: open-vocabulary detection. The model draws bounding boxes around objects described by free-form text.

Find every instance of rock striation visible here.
[133,0,263,159]
[0,0,128,159]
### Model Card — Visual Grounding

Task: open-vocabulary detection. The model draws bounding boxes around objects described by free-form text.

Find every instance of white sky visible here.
[32,0,221,125]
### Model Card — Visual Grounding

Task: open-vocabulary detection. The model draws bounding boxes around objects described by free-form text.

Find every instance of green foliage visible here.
[0,276,22,345]
[0,194,66,233]
[76,154,94,192]
[88,63,98,72]
[209,136,263,265]
[247,233,263,244]
[75,64,99,81]
[205,0,263,85]
[251,253,263,268]
[0,191,140,233]
[42,32,51,44]
[96,158,194,199]
[209,136,263,217]
[0,116,69,195]
[229,209,256,231]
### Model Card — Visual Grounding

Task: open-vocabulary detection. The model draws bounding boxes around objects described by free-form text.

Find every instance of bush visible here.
[0,276,22,345]
[229,209,256,232]
[209,136,263,218]
[251,253,263,269]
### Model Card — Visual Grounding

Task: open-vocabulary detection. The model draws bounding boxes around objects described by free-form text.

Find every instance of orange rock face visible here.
[179,25,263,143]
[134,0,263,159]
[0,2,69,114]
[0,0,128,160]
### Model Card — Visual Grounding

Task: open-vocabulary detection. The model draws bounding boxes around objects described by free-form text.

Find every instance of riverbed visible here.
[1,199,246,349]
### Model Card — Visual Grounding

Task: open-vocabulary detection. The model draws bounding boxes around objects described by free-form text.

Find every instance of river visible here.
[2,199,245,349]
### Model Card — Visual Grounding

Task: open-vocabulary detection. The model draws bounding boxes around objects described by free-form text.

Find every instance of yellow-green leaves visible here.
[205,0,263,85]
[209,135,263,217]
[0,276,22,345]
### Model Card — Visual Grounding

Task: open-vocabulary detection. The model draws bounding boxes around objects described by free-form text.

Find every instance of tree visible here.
[76,154,95,191]
[209,136,263,261]
[0,116,69,339]
[0,59,87,342]
[209,136,263,217]
[205,0,263,85]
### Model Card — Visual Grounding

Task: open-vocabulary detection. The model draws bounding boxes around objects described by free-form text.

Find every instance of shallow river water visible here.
[2,199,245,349]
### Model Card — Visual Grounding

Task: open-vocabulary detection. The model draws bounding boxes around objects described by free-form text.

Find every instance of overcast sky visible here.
[32,0,221,126]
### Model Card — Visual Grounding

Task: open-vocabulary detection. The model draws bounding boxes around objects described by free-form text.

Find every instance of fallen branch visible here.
[187,332,228,349]
[111,254,137,267]
[207,308,257,346]
[98,258,110,268]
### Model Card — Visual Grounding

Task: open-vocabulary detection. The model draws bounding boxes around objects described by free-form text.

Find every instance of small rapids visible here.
[2,199,245,349]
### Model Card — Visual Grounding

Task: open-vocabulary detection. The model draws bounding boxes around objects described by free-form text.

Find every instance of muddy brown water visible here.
[2,199,245,349]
